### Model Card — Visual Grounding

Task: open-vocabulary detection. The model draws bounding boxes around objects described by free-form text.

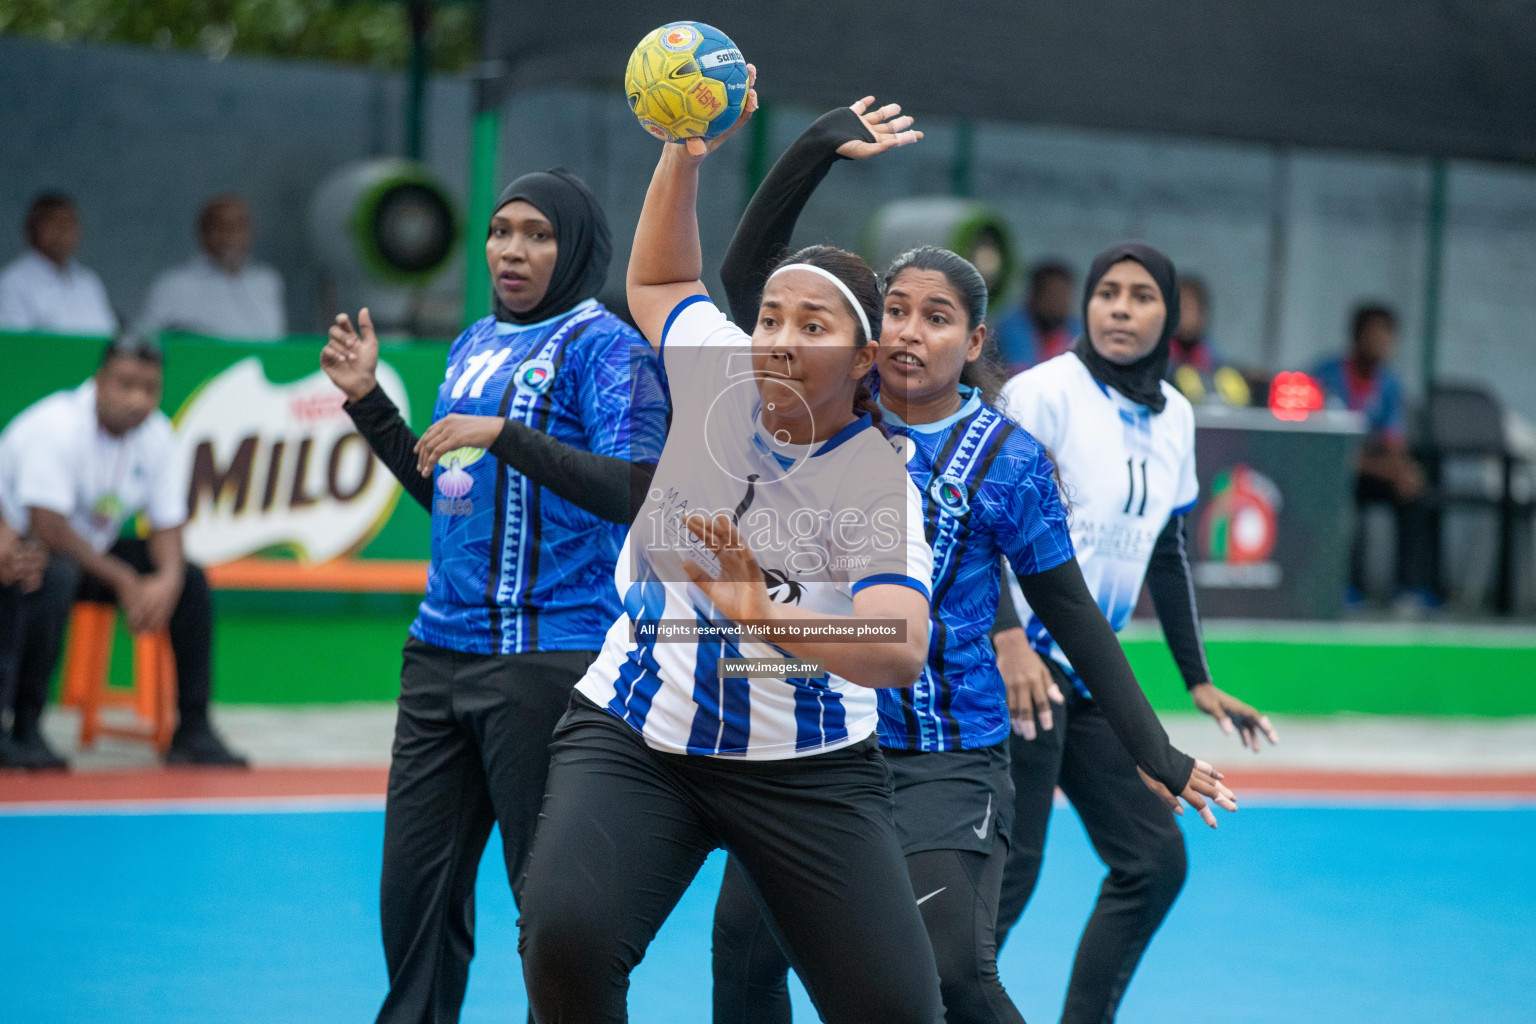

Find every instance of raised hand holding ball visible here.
[625,22,750,146]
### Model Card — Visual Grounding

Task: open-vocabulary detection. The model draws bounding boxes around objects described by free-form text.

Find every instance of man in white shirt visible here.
[0,337,246,769]
[135,194,287,341]
[0,194,118,336]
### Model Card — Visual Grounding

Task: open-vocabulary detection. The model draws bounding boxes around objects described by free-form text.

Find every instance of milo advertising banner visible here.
[177,357,410,567]
[1188,407,1363,619]
[0,332,443,592]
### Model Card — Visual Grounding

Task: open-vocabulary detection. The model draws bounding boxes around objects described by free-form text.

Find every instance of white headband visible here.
[765,262,873,342]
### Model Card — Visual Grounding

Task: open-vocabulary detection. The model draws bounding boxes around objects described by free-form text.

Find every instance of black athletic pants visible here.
[375,638,594,1024]
[1352,473,1435,595]
[0,539,214,738]
[518,694,944,1024]
[713,839,1019,1024]
[712,740,1023,1024]
[996,665,1187,1024]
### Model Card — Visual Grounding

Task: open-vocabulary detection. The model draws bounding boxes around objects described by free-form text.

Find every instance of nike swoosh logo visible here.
[916,887,946,906]
[972,794,993,840]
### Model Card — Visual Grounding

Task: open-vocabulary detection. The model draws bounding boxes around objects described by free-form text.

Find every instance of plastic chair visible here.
[1419,382,1536,613]
[59,601,178,754]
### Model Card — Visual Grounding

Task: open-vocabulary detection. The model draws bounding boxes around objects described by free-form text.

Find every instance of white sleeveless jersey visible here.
[997,353,1197,690]
[576,295,932,759]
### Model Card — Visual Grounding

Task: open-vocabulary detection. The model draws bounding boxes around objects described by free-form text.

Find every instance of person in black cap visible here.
[991,243,1278,1023]
[320,168,669,1024]
[0,335,245,769]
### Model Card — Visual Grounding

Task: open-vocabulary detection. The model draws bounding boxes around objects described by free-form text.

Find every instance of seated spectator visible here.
[1312,304,1435,606]
[0,512,45,591]
[0,337,247,769]
[1168,276,1220,375]
[1167,276,1247,404]
[0,193,117,336]
[136,195,286,341]
[991,260,1081,375]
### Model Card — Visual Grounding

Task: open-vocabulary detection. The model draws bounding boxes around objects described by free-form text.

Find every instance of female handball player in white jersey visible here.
[707,102,1237,1024]
[516,72,953,1024]
[992,242,1279,1023]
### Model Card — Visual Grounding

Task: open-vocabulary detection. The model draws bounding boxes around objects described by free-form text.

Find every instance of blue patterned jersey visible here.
[878,388,1075,751]
[409,300,669,654]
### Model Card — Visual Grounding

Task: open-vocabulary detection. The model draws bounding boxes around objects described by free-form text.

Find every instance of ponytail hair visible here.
[960,350,1010,407]
[884,245,1008,405]
[853,372,884,433]
[769,244,886,433]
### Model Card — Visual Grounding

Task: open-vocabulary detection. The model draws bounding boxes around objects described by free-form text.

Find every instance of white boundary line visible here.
[1048,790,1536,811]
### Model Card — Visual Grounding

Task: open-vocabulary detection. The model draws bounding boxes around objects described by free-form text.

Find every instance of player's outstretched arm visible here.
[1018,557,1238,827]
[721,97,922,326]
[1146,513,1279,752]
[627,67,758,347]
[626,143,708,348]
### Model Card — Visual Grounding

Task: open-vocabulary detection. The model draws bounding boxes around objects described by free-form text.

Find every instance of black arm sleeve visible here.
[990,561,1023,636]
[1018,559,1196,794]
[345,384,655,524]
[721,106,877,326]
[343,384,433,512]
[1145,514,1212,689]
[489,420,656,526]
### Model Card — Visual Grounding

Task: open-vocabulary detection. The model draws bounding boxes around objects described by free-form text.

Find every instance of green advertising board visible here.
[5,331,1533,713]
[3,329,444,702]
[2,330,443,575]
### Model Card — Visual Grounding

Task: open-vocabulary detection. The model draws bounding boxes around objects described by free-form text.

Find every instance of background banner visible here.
[1188,408,1361,619]
[1,331,441,591]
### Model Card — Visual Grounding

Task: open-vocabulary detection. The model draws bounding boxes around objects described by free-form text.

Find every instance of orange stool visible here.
[59,601,178,754]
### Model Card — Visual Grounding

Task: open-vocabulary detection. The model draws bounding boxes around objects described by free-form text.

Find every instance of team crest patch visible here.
[660,25,699,50]
[929,474,970,518]
[515,358,556,395]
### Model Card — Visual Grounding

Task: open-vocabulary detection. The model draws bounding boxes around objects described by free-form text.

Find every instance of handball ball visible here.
[625,22,749,143]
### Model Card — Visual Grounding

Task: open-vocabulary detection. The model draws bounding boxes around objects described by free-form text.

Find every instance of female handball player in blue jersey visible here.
[515,72,957,1024]
[704,102,1237,1024]
[320,168,668,1024]
[991,243,1280,1024]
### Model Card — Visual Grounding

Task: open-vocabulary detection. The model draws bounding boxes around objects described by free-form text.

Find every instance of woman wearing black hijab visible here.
[990,243,1278,1023]
[321,168,669,1024]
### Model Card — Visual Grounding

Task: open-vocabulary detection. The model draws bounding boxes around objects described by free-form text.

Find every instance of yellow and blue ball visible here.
[625,22,748,143]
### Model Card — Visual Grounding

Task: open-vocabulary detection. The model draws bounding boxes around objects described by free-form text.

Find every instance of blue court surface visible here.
[3,801,1532,1023]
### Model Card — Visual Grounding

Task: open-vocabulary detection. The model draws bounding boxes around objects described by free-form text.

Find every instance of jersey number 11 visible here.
[1123,459,1149,517]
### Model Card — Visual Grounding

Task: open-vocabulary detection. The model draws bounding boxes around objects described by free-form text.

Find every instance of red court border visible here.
[1224,769,1536,795]
[0,766,387,804]
[1,766,1535,807]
